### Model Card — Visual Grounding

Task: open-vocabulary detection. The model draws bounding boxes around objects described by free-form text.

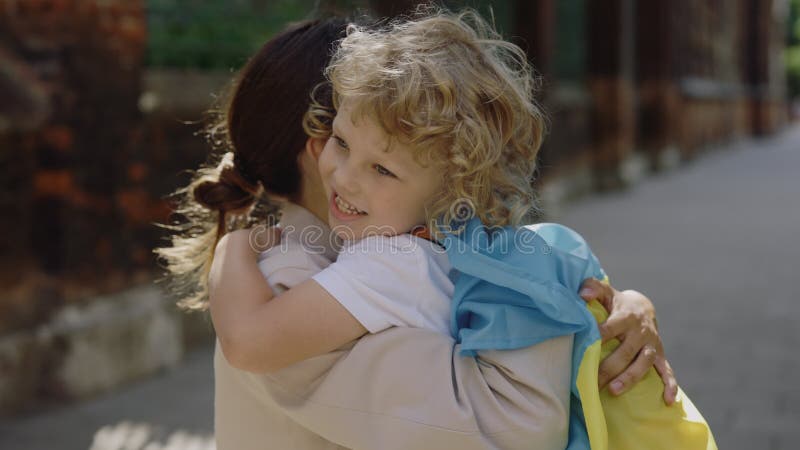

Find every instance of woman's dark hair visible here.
[155,18,347,311]
[226,18,345,198]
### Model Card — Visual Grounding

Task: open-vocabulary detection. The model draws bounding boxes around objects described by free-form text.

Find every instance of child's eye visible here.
[374,164,396,178]
[333,135,349,150]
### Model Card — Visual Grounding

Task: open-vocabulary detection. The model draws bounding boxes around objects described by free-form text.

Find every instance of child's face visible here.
[318,102,442,241]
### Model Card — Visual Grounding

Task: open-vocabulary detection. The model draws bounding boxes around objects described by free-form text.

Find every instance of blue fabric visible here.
[441,218,607,450]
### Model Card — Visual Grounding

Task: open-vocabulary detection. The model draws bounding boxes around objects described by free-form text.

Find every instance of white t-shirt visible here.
[311,234,454,336]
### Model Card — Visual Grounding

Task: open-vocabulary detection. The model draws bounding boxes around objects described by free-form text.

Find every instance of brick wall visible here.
[0,0,209,336]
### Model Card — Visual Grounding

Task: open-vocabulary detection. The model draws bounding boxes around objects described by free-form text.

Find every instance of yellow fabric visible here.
[575,298,718,450]
[576,338,609,449]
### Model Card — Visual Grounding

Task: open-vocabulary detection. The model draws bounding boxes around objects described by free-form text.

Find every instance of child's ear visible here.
[304,137,326,160]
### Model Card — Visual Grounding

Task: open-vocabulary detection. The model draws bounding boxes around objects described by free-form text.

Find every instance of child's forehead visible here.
[333,102,438,171]
[333,101,394,152]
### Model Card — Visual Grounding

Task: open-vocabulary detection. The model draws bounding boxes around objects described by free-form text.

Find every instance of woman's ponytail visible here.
[155,151,270,312]
[193,152,263,243]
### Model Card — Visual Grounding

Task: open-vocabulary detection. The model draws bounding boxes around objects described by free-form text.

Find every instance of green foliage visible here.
[144,1,519,71]
[554,0,585,81]
[787,47,800,99]
[789,0,800,45]
[788,0,800,98]
[444,0,514,37]
[145,0,319,70]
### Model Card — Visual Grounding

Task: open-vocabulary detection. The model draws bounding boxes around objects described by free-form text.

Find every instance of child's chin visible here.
[333,226,361,242]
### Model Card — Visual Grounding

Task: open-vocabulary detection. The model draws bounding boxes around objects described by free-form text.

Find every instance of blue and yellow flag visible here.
[441,219,717,450]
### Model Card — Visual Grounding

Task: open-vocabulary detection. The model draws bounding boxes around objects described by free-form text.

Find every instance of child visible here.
[210,9,552,377]
[206,10,713,450]
[210,10,575,448]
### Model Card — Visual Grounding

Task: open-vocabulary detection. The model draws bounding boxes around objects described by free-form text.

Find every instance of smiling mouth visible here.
[333,192,367,216]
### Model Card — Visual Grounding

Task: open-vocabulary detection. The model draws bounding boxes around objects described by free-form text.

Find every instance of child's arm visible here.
[209,229,367,373]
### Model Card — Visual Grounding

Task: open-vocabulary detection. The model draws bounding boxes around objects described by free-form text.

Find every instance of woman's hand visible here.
[578,279,678,405]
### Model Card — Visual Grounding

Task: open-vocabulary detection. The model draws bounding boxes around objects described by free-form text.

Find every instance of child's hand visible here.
[208,227,282,296]
[578,279,678,405]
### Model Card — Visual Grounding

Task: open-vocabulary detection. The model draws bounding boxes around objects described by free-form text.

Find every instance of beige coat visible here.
[214,204,573,450]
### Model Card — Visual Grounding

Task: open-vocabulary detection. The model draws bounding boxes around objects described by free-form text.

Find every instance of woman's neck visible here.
[294,187,328,226]
[295,141,330,225]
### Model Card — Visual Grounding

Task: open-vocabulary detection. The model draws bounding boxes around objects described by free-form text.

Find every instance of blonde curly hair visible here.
[305,7,545,237]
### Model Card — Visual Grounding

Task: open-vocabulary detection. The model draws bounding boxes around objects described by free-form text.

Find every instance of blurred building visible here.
[0,0,790,413]
[526,0,789,193]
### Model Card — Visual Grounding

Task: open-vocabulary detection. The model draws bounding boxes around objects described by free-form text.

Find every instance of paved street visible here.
[553,124,800,450]
[0,347,215,450]
[1,124,798,449]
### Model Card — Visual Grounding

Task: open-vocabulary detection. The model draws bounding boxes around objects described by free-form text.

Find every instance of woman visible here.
[157,17,674,449]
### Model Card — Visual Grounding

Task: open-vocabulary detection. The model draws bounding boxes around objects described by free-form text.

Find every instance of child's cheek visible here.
[317,146,335,179]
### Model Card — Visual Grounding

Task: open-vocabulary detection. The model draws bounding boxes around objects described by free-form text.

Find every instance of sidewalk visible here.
[0,346,215,450]
[1,124,798,450]
[552,124,800,450]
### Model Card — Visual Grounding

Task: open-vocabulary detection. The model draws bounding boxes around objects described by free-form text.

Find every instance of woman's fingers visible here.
[597,327,644,388]
[606,346,678,405]
[654,354,679,405]
[592,289,679,405]
[604,344,658,395]
[597,308,636,343]
[578,278,615,311]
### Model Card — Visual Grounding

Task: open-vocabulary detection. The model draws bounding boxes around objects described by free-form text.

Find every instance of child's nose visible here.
[334,161,360,195]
